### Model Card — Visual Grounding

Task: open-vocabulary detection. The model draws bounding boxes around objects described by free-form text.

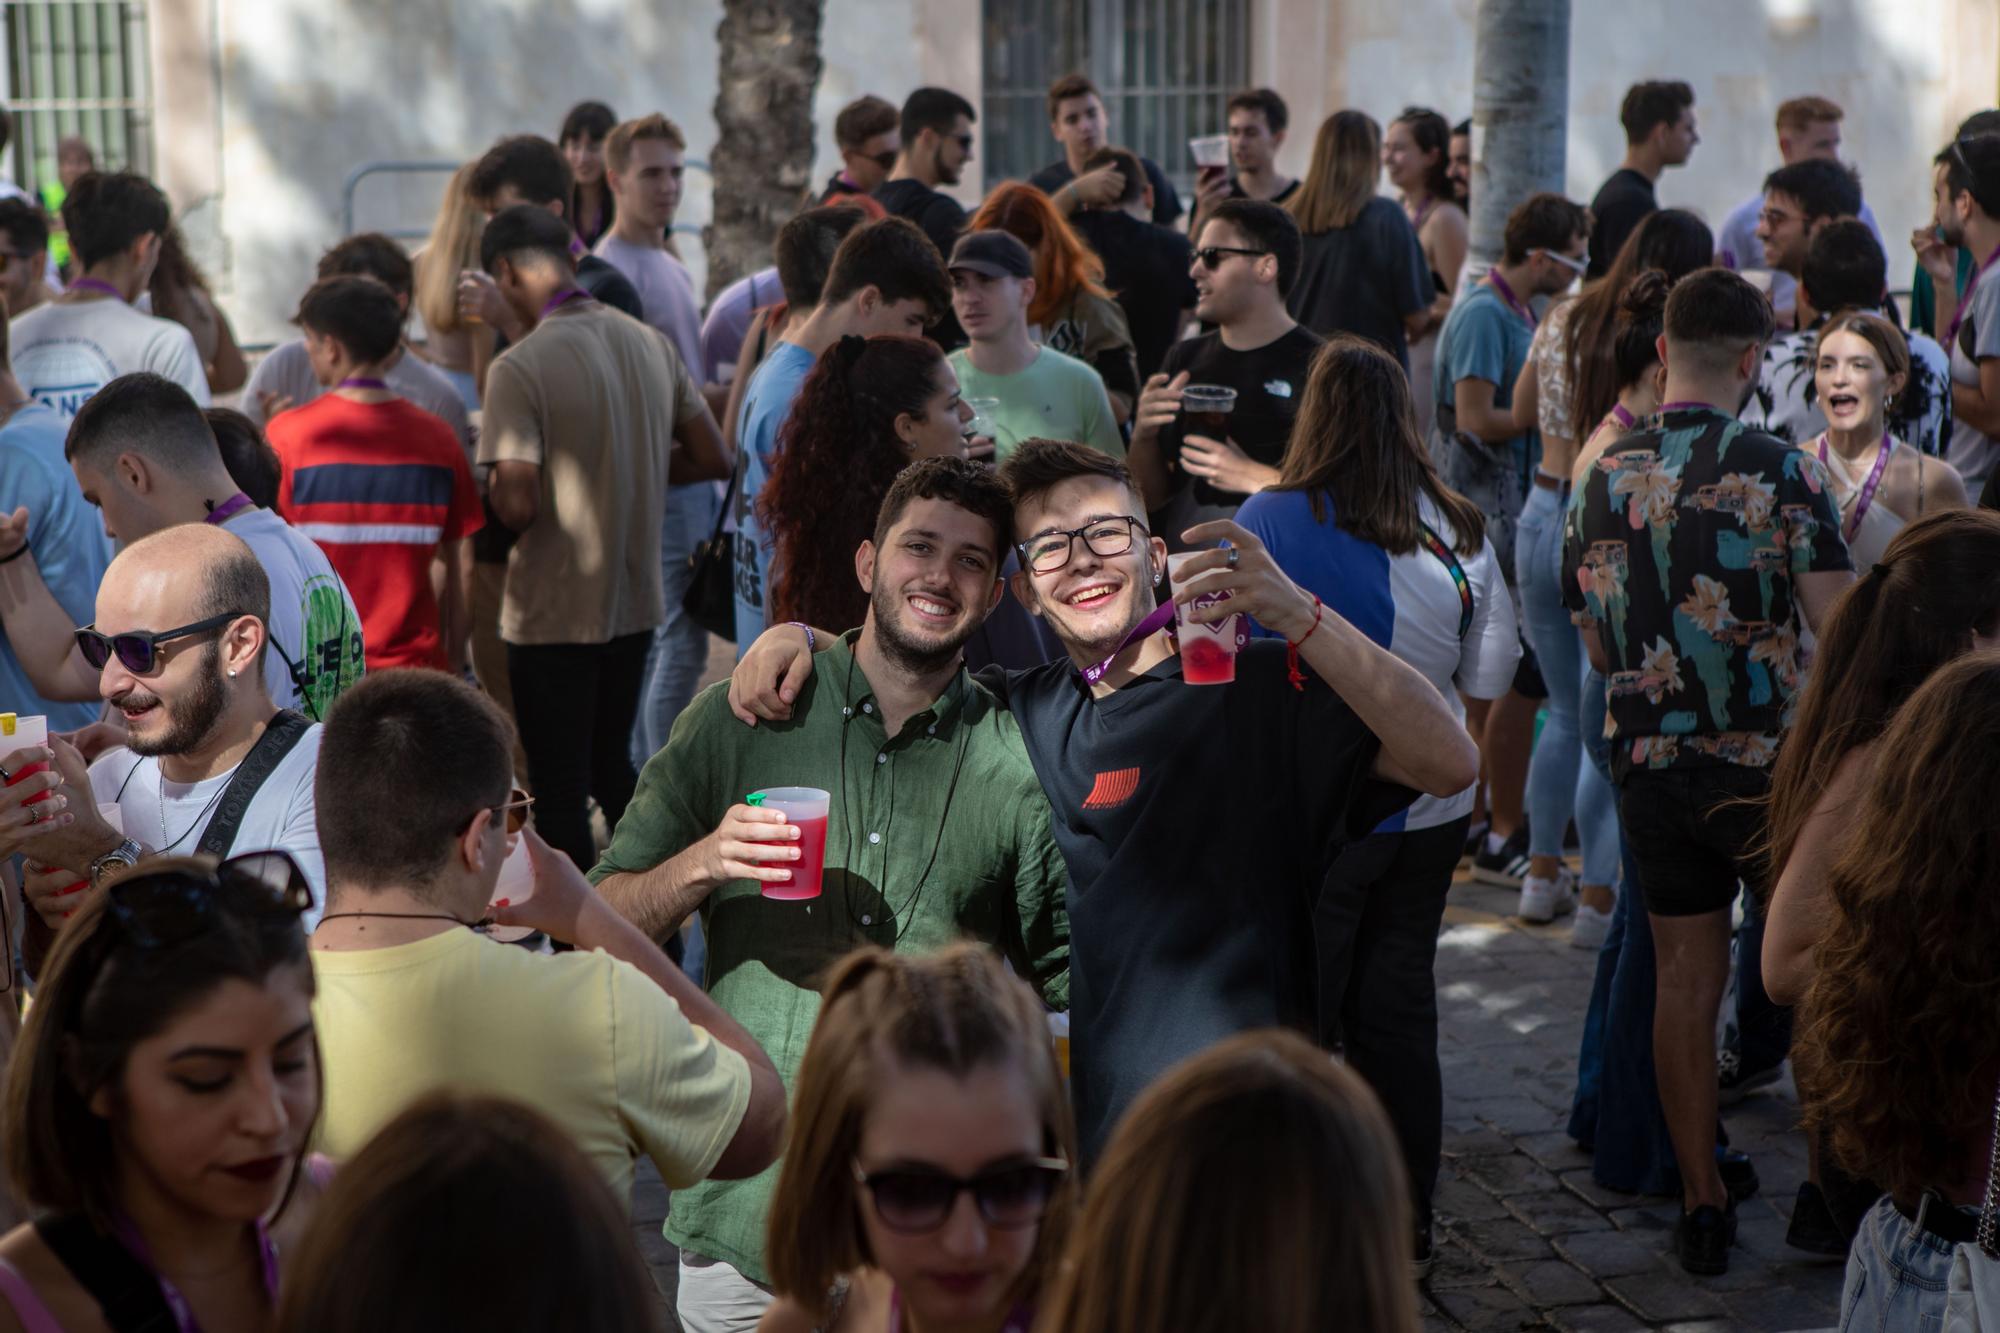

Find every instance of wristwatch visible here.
[89,838,143,886]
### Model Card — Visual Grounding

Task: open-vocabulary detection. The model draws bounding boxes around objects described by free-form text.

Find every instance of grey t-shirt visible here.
[244,341,472,457]
[1947,271,2000,482]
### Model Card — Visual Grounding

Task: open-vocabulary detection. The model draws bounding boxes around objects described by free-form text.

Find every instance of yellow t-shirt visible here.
[311,929,750,1196]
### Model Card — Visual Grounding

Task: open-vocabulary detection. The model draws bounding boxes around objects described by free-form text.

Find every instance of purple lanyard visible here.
[1816,433,1893,542]
[203,492,254,525]
[1078,601,1176,687]
[1486,270,1535,329]
[114,1215,279,1333]
[338,376,389,391]
[541,288,593,320]
[70,277,125,301]
[1945,244,2000,348]
[1608,403,1637,430]
[1410,196,1436,231]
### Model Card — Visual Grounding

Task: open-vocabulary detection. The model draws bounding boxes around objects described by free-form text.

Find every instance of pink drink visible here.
[1,714,49,805]
[1165,552,1244,686]
[753,787,832,900]
[1180,636,1239,684]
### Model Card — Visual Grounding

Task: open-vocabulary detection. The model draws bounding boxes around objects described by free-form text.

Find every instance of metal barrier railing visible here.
[340,157,712,242]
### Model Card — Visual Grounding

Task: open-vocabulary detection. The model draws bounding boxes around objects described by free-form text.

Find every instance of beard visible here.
[871,580,979,676]
[118,641,229,757]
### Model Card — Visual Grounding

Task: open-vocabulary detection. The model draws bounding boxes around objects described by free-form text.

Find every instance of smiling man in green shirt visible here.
[588,456,1070,1332]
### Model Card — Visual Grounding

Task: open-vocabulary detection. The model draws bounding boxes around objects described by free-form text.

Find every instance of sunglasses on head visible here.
[75,611,243,675]
[460,788,536,837]
[1193,245,1267,271]
[853,1156,1068,1233]
[105,851,315,951]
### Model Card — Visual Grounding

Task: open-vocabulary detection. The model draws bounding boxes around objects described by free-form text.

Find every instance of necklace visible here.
[318,911,472,927]
[156,764,231,853]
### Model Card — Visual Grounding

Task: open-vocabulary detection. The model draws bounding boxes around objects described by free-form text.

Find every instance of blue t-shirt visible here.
[1433,281,1537,479]
[731,341,817,652]
[0,402,109,730]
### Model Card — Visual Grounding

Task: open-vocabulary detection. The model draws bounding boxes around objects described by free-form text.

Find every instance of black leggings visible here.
[505,632,651,871]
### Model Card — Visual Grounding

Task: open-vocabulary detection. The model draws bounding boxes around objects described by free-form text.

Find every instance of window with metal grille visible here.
[1,0,152,198]
[981,0,1249,202]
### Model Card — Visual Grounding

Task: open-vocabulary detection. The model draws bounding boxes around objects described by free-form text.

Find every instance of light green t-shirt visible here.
[949,344,1125,461]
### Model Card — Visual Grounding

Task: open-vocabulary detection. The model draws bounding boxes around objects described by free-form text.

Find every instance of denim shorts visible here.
[1840,1194,1967,1333]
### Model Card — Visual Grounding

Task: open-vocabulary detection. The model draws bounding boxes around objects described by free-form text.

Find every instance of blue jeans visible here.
[1515,485,1619,884]
[1840,1195,1964,1332]
[632,483,722,769]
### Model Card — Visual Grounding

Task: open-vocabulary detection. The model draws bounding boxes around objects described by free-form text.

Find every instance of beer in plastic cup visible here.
[1180,384,1237,443]
[1166,551,1243,685]
[484,831,538,943]
[0,714,49,805]
[749,788,830,900]
[1189,134,1230,168]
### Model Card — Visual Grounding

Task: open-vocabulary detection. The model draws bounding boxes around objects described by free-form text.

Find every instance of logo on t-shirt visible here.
[1264,379,1293,399]
[1081,767,1141,811]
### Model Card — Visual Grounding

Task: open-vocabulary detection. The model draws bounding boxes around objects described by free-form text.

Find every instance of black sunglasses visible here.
[853,1156,1068,1233]
[106,851,314,951]
[76,611,244,675]
[1193,245,1268,271]
[864,149,898,171]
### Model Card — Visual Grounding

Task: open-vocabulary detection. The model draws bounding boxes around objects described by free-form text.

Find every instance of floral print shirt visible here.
[1562,405,1852,779]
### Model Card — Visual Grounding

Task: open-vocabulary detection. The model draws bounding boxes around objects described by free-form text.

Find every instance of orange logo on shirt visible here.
[1082,767,1141,810]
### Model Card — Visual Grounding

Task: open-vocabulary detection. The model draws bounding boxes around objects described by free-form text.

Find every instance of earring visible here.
[227,668,237,678]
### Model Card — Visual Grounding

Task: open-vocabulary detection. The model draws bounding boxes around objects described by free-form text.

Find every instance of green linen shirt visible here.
[588,630,1070,1284]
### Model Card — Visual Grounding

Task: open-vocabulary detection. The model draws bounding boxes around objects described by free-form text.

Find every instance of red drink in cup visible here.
[1166,551,1243,685]
[0,713,49,804]
[751,787,831,900]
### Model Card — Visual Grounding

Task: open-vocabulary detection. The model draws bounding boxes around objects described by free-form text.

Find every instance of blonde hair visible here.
[1776,96,1843,135]
[414,162,485,335]
[764,944,1077,1324]
[606,113,688,176]
[1287,110,1382,233]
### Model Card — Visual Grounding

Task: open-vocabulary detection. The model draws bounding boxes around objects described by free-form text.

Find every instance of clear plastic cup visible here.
[1179,384,1237,443]
[1166,551,1243,685]
[1189,134,1230,168]
[484,832,538,943]
[749,787,831,900]
[0,713,49,805]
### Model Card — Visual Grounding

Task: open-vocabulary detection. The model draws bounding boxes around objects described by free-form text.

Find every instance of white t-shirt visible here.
[89,725,327,928]
[591,235,706,378]
[10,296,211,421]
[221,507,366,720]
[1948,269,2000,483]
[243,341,472,456]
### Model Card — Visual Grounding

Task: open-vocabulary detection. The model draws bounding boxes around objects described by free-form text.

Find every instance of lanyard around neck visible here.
[1816,432,1893,541]
[1485,270,1535,329]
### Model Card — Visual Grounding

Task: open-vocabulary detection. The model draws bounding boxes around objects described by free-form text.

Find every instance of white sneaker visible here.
[1518,870,1577,924]
[1569,899,1614,950]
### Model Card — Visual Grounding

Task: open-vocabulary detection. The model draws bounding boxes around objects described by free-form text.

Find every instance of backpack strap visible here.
[196,710,312,860]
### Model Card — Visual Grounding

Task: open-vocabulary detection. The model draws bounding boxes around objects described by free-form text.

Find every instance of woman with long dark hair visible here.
[559,101,618,251]
[149,222,248,395]
[1236,334,1519,1274]
[1382,107,1467,440]
[759,335,972,633]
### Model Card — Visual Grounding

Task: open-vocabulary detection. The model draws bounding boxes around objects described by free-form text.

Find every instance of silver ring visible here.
[0,764,11,783]
[1226,547,1240,569]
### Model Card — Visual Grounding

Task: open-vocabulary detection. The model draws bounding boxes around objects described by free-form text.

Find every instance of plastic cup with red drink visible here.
[1166,550,1245,685]
[748,788,830,900]
[1,713,50,805]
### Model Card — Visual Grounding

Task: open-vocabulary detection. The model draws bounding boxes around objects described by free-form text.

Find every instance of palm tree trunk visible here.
[1468,0,1572,271]
[704,0,825,301]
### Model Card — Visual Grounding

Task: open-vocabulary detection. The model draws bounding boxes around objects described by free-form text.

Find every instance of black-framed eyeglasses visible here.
[75,611,244,675]
[1018,516,1148,574]
[459,788,536,837]
[105,851,315,951]
[853,1156,1068,1233]
[1194,245,1268,271]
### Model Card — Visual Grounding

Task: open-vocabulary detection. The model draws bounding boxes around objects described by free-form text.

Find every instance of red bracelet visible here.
[1285,596,1324,693]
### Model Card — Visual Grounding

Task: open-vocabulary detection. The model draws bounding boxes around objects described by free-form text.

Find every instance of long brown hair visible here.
[1793,651,2000,1200]
[413,162,485,335]
[1274,334,1485,556]
[277,1092,657,1332]
[765,944,1078,1324]
[1562,208,1713,432]
[759,334,950,631]
[1761,508,2000,882]
[969,182,1111,328]
[1287,110,1381,233]
[1035,1030,1418,1333]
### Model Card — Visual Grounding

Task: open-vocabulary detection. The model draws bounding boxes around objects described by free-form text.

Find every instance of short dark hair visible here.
[0,197,49,263]
[295,275,405,366]
[197,532,273,628]
[61,171,169,270]
[1204,198,1303,299]
[1226,88,1288,134]
[1081,147,1146,207]
[872,455,1014,558]
[1801,218,1886,314]
[559,100,617,147]
[318,670,514,893]
[819,217,951,322]
[1502,192,1591,266]
[1663,267,1775,371]
[1938,133,2000,220]
[207,408,284,514]
[1763,157,1862,223]
[901,87,977,145]
[1452,119,1471,138]
[1620,81,1695,144]
[1957,111,2000,140]
[834,95,900,151]
[65,372,220,472]
[997,438,1139,537]
[1047,74,1100,121]
[317,233,414,304]
[479,203,576,275]
[468,135,571,211]
[775,205,869,309]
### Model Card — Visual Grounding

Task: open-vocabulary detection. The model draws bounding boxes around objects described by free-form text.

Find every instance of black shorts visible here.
[1616,764,1771,918]
[1512,634,1546,700]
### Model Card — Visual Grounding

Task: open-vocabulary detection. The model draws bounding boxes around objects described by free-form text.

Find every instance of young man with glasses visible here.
[587,459,1069,1333]
[1128,199,1319,546]
[1751,157,1862,331]
[729,440,1476,1168]
[818,95,900,203]
[0,523,330,962]
[306,668,786,1220]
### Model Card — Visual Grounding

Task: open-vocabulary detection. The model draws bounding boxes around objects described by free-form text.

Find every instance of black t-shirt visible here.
[1029,157,1184,227]
[1225,177,1299,205]
[1158,325,1323,507]
[1587,168,1658,278]
[1069,210,1197,378]
[980,643,1412,1161]
[1285,197,1432,372]
[874,178,968,261]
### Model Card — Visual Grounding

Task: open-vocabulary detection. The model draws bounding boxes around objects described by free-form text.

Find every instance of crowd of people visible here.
[0,66,1994,1332]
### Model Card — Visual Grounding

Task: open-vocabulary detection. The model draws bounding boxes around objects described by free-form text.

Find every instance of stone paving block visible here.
[1503,1258,1604,1307]
[1505,1189,1617,1236]
[1449,1215,1558,1264]
[1715,1278,1842,1328]
[1552,1229,1669,1280]
[1429,1283,1542,1331]
[1424,1236,1499,1290]
[1468,1096,1567,1135]
[1548,1303,1651,1332]
[1605,1200,1682,1236]
[1515,1129,1592,1171]
[1557,1168,1646,1210]
[1463,1151,1564,1198]
[1436,1175,1514,1223]
[1443,1128,1520,1157]
[1604,1270,1729,1322]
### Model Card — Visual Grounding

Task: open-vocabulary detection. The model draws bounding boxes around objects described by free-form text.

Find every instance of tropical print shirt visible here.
[1562,405,1852,780]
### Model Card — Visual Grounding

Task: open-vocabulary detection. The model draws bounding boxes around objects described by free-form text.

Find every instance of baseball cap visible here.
[948,230,1034,280]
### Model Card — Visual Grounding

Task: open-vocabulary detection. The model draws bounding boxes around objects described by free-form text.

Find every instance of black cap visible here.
[947,230,1033,280]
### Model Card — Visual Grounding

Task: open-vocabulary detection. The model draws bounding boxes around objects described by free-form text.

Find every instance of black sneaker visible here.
[1784,1182,1849,1256]
[1718,1149,1760,1204]
[1412,1222,1436,1281]
[1717,1048,1784,1106]
[1674,1201,1738,1276]
[1459,821,1489,870]
[1471,827,1531,887]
